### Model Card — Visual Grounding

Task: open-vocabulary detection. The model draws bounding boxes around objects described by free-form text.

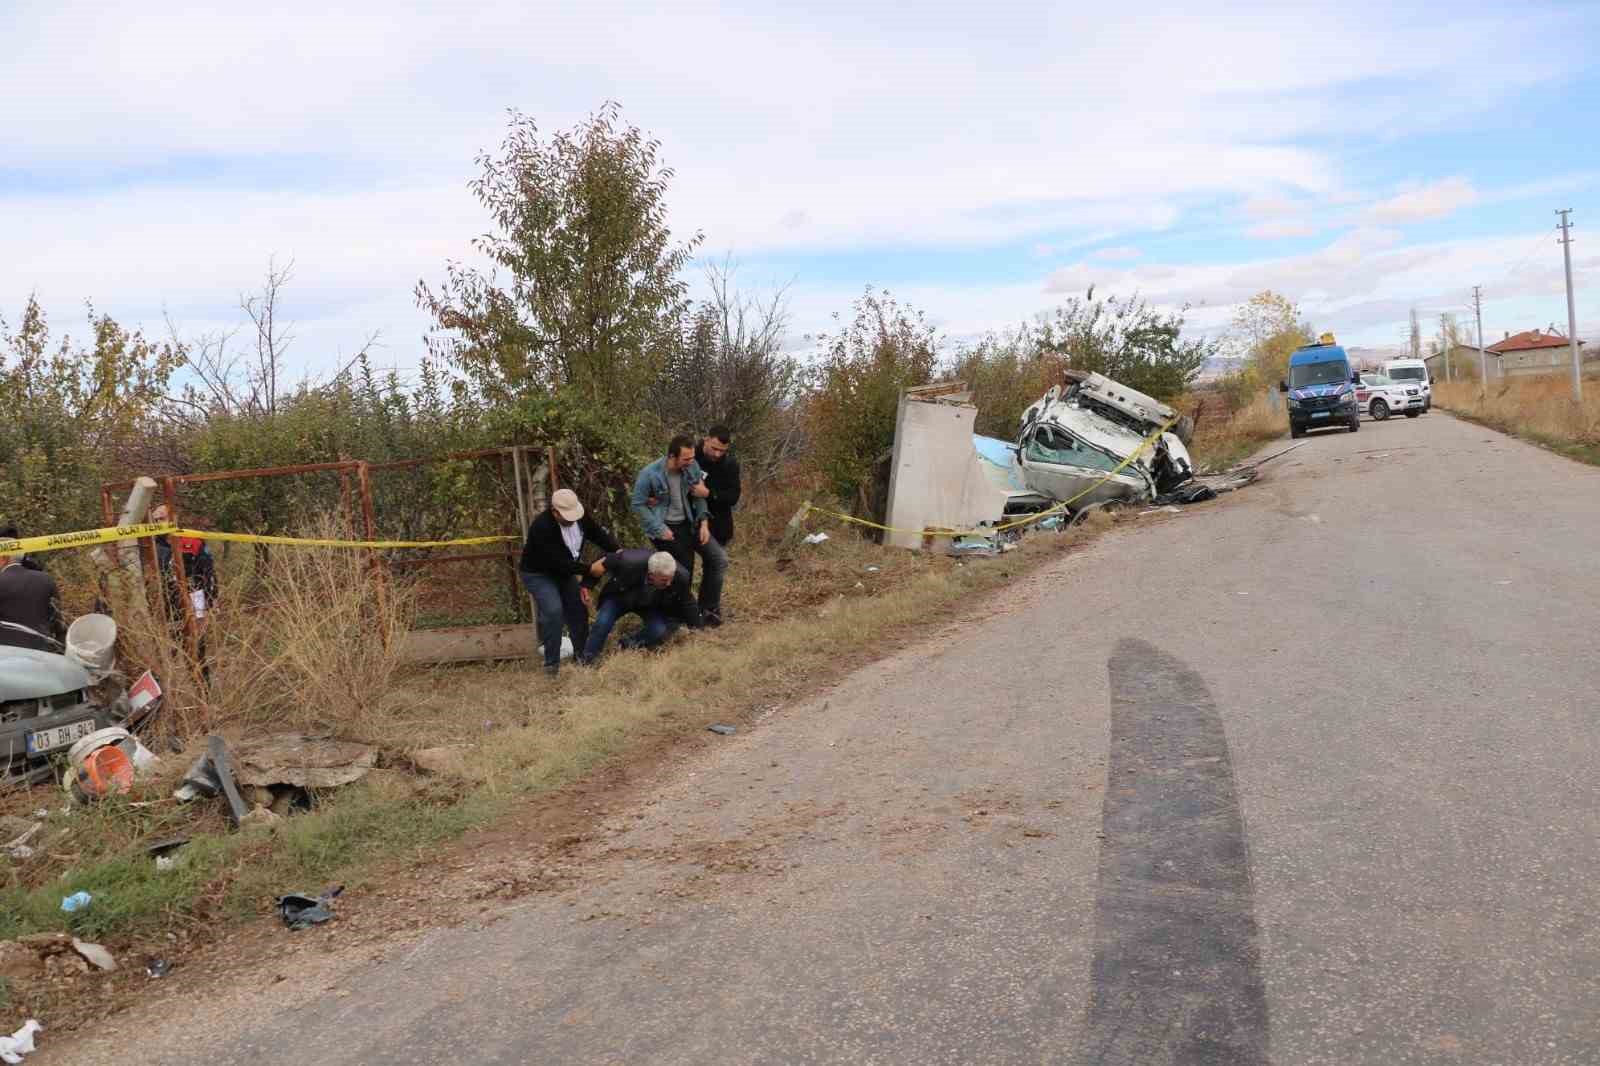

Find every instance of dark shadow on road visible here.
[1084,638,1269,1065]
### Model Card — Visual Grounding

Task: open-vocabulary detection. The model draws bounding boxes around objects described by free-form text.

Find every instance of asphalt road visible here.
[62,413,1600,1064]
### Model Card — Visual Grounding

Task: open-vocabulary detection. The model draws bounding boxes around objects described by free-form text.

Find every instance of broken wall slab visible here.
[882,388,1016,551]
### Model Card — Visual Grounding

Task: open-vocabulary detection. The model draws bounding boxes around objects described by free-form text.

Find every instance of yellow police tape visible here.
[0,522,516,557]
[803,413,1180,539]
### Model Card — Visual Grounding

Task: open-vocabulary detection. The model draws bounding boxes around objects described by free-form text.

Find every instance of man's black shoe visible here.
[702,610,723,628]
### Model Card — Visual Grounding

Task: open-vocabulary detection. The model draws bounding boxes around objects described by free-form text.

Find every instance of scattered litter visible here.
[1138,506,1182,516]
[126,670,162,715]
[31,810,47,820]
[1235,591,1250,597]
[145,958,171,978]
[1,818,42,859]
[864,565,880,573]
[1037,514,1065,531]
[68,744,134,803]
[278,885,343,930]
[154,856,176,872]
[70,938,115,972]
[947,534,1000,558]
[1496,580,1512,586]
[0,1020,41,1064]
[1364,453,1391,460]
[707,724,736,736]
[174,750,222,802]
[146,834,190,857]
[59,891,91,913]
[803,532,829,545]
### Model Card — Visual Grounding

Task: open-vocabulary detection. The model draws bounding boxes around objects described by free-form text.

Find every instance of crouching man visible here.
[579,549,699,662]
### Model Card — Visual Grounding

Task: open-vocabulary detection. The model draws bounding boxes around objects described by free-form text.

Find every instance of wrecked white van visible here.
[1015,372,1197,508]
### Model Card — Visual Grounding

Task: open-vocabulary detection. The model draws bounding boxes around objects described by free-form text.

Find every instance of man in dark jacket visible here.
[578,549,698,662]
[519,488,620,676]
[0,525,64,651]
[696,425,742,549]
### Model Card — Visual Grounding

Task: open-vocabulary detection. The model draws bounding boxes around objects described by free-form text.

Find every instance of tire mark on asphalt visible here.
[1083,638,1269,1064]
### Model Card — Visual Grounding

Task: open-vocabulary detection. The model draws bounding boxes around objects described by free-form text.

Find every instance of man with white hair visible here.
[519,488,620,677]
[578,547,699,662]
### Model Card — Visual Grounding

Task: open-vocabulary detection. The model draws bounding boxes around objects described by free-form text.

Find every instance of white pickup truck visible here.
[1356,374,1424,420]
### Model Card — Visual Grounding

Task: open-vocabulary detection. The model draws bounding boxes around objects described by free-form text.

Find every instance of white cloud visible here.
[1365,177,1479,224]
[1092,246,1141,261]
[1245,220,1318,240]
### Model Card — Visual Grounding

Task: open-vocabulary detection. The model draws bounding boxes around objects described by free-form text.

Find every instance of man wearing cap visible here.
[519,489,620,677]
[0,524,65,652]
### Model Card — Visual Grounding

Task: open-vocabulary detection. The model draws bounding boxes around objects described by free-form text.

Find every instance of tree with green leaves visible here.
[416,102,703,422]
[806,288,940,509]
[1029,289,1213,400]
[0,297,185,532]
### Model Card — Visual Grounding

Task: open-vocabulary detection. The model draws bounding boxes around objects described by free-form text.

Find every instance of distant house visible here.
[1425,344,1498,381]
[1487,327,1586,378]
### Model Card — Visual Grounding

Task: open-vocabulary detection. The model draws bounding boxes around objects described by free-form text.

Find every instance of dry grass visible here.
[210,518,415,742]
[1190,391,1285,471]
[1435,376,1600,463]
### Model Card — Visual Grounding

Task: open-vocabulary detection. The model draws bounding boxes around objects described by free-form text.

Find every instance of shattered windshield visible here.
[1389,367,1426,382]
[1289,360,1349,388]
[1024,424,1121,472]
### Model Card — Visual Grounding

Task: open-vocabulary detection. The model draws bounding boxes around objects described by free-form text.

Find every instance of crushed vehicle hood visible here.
[0,646,91,702]
[1018,372,1194,502]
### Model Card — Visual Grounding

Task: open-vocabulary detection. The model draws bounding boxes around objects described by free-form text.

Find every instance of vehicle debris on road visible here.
[0,1020,42,1064]
[278,885,344,930]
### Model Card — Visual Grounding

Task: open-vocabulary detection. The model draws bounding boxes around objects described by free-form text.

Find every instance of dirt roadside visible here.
[24,505,1224,1060]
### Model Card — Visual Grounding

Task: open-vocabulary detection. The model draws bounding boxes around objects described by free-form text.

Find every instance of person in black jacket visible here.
[0,525,64,652]
[695,425,742,550]
[519,488,620,676]
[578,549,698,663]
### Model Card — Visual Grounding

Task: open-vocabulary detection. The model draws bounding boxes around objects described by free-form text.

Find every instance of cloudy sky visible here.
[3,0,1597,377]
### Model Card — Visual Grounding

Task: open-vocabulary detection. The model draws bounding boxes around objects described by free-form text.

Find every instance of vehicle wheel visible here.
[1349,415,1360,433]
[1371,399,1390,421]
[1290,423,1304,439]
[1404,409,1420,418]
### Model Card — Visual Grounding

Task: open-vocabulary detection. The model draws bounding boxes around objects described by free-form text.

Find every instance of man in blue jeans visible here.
[631,434,729,627]
[579,549,699,662]
[519,488,619,676]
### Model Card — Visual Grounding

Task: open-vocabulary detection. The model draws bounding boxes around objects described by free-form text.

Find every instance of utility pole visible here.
[1558,209,1581,402]
[1473,285,1487,398]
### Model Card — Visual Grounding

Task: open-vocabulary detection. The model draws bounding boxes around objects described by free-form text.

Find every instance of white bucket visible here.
[66,614,118,679]
[65,726,159,780]
[68,727,130,768]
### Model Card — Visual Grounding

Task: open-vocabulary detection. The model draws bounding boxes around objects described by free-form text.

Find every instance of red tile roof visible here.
[1489,329,1584,353]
